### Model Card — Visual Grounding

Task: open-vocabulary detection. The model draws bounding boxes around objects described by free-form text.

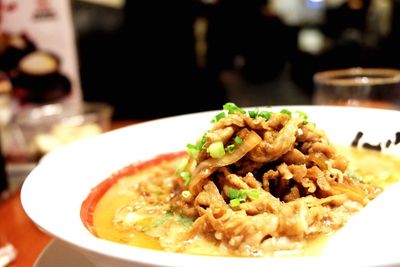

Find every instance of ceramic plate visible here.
[21,106,400,267]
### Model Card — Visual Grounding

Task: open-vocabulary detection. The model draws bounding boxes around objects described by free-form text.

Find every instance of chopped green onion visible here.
[234,136,243,145]
[186,143,199,158]
[223,102,246,114]
[280,109,292,116]
[259,111,272,120]
[211,112,226,123]
[207,141,225,158]
[227,188,260,208]
[175,158,188,174]
[181,190,192,199]
[186,133,207,158]
[293,110,309,124]
[180,172,191,186]
[199,133,207,149]
[228,188,246,201]
[246,189,260,200]
[294,110,308,120]
[248,108,259,119]
[229,198,241,208]
[225,144,235,153]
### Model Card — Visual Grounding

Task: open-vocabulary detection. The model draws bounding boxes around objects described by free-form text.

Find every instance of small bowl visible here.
[2,101,113,163]
[20,106,400,267]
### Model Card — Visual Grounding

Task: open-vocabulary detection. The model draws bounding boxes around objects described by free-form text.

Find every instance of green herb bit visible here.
[280,109,292,116]
[259,111,272,120]
[186,143,199,158]
[225,144,235,153]
[175,158,189,174]
[293,110,309,124]
[228,188,260,207]
[228,188,247,201]
[211,111,226,123]
[246,189,260,200]
[223,102,246,114]
[248,108,259,119]
[207,141,225,158]
[234,136,243,145]
[229,198,241,208]
[186,133,207,158]
[199,133,207,150]
[294,110,308,120]
[181,190,192,199]
[180,172,191,186]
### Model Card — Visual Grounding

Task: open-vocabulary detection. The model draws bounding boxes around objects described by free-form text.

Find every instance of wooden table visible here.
[0,120,143,267]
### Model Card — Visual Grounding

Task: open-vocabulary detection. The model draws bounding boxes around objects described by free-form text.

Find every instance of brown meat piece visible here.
[247,117,303,163]
[195,181,227,215]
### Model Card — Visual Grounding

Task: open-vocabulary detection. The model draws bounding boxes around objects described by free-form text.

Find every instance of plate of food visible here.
[21,103,400,267]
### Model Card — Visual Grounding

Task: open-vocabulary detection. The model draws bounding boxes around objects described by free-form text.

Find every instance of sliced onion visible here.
[330,183,368,205]
[189,130,262,195]
[308,152,328,170]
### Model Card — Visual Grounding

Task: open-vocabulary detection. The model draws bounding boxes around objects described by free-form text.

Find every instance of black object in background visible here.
[74,1,227,120]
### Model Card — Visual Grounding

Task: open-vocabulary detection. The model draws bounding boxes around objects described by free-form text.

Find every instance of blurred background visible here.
[73,0,400,119]
[1,0,400,165]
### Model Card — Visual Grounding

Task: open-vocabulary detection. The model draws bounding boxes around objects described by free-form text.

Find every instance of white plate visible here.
[21,106,400,267]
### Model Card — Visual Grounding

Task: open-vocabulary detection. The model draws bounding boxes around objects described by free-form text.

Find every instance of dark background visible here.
[72,0,400,120]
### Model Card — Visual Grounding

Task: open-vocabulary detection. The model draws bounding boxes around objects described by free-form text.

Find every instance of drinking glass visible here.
[313,68,400,109]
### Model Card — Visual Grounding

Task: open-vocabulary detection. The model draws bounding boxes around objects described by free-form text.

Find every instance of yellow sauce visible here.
[93,167,165,250]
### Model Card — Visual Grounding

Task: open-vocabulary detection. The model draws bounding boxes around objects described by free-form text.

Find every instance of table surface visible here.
[0,120,142,267]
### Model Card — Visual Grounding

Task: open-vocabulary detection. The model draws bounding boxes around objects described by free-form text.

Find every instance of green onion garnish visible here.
[228,188,246,208]
[175,158,188,174]
[223,102,246,114]
[186,143,199,158]
[181,190,191,199]
[186,133,207,158]
[280,109,292,116]
[294,110,308,120]
[207,141,225,158]
[259,111,272,120]
[225,144,235,153]
[228,188,260,208]
[211,112,226,123]
[248,108,259,119]
[246,189,260,200]
[234,136,243,145]
[229,198,241,208]
[293,110,309,124]
[199,133,206,149]
[228,188,246,201]
[180,172,191,186]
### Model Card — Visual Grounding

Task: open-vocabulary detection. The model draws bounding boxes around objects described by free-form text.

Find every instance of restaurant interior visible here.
[74,0,400,118]
[1,0,400,266]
